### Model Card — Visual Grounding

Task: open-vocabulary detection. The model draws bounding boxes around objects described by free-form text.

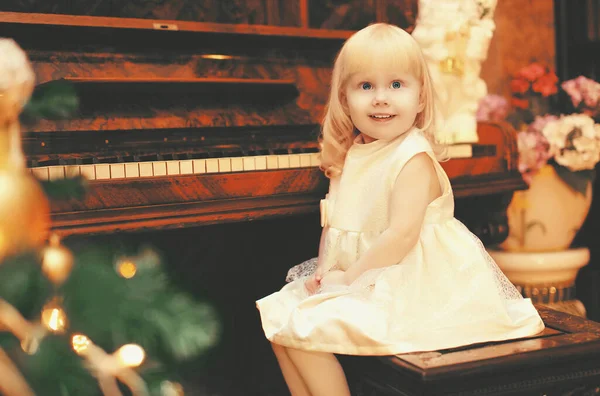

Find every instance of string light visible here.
[116,259,137,279]
[115,344,145,367]
[41,298,67,333]
[71,334,91,354]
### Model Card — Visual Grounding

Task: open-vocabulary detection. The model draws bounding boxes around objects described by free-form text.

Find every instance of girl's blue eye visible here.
[361,82,372,90]
[391,81,402,89]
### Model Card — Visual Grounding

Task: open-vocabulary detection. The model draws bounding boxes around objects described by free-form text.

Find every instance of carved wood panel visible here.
[0,0,69,14]
[307,0,417,31]
[384,0,418,32]
[309,0,377,30]
[0,0,301,25]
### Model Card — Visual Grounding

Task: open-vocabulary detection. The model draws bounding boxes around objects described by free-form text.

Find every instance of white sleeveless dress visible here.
[256,128,544,356]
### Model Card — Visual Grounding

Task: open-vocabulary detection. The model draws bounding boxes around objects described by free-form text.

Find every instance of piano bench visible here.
[338,307,600,396]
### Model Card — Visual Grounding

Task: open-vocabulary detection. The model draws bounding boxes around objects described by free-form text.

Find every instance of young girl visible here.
[256,23,544,396]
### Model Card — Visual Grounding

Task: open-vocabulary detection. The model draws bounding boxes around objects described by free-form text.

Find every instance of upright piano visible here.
[0,5,525,395]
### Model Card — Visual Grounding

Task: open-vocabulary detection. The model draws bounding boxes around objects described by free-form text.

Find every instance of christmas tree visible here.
[0,39,219,396]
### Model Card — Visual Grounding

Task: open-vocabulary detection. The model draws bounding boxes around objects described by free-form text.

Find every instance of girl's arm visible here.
[343,153,440,284]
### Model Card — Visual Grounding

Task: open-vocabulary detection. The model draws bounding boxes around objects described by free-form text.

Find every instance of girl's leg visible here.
[271,342,312,396]
[286,347,351,396]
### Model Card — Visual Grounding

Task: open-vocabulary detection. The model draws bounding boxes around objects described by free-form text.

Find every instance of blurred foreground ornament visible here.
[0,39,50,261]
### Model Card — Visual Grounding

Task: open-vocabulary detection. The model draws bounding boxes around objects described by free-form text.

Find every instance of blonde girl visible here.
[257,23,543,396]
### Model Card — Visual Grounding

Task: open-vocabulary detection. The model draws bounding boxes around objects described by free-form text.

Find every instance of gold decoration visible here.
[0,39,49,261]
[0,171,50,261]
[41,234,74,285]
[117,259,137,279]
[439,24,470,76]
[41,298,68,333]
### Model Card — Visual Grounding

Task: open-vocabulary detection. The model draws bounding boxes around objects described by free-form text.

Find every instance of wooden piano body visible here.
[0,5,524,395]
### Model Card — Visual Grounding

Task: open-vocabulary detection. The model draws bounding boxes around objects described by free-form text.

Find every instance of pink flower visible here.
[528,114,559,134]
[517,63,546,82]
[562,76,600,115]
[476,94,509,122]
[561,78,584,107]
[517,130,552,185]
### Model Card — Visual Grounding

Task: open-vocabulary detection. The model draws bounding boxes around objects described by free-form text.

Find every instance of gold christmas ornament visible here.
[41,234,74,285]
[40,298,68,333]
[0,39,50,261]
[0,171,50,260]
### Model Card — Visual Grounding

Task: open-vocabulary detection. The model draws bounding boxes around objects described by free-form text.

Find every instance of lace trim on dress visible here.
[461,223,523,300]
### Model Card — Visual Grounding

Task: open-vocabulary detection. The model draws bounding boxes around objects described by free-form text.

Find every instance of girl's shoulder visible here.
[393,129,433,158]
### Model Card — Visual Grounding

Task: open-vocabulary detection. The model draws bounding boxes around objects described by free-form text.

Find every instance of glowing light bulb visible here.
[115,344,145,367]
[41,300,67,333]
[117,260,137,279]
[71,333,91,354]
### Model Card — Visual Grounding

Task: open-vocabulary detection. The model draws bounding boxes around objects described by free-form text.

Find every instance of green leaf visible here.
[21,80,79,122]
[552,163,594,196]
[40,177,88,201]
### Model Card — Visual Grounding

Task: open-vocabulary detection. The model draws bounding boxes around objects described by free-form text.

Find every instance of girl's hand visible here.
[320,270,348,287]
[304,268,321,295]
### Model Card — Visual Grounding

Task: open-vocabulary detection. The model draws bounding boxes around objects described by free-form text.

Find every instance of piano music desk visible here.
[338,307,600,395]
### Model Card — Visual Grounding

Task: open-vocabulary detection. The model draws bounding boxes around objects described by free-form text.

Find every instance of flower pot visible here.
[500,164,592,252]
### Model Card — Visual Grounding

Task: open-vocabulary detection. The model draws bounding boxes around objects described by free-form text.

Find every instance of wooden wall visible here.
[482,0,556,96]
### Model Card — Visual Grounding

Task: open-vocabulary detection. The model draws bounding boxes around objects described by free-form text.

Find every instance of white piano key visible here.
[255,156,267,170]
[125,163,140,178]
[289,154,301,168]
[277,155,290,169]
[166,160,180,175]
[231,157,244,172]
[32,167,49,181]
[310,152,321,167]
[243,157,256,171]
[95,164,110,180]
[153,161,167,176]
[48,166,65,180]
[80,165,96,180]
[180,160,193,175]
[139,162,153,177]
[110,163,125,179]
[218,158,231,173]
[266,155,279,169]
[193,159,206,174]
[65,165,81,178]
[206,158,219,173]
[299,154,312,167]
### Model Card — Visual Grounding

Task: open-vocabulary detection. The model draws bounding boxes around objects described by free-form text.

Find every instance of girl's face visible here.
[344,68,424,143]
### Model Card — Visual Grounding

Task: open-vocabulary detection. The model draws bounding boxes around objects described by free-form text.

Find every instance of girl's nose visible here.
[372,90,389,106]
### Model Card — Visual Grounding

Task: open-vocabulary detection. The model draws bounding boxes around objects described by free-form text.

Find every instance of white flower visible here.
[543,114,600,171]
[542,114,596,149]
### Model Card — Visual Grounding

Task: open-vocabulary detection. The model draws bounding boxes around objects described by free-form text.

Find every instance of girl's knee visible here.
[270,341,285,352]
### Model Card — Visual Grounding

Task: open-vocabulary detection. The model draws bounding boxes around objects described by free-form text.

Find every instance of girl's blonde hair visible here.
[319,23,445,178]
